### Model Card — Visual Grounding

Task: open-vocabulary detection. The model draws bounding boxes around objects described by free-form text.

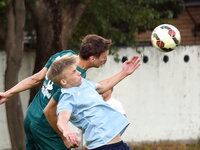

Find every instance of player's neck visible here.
[78,57,90,70]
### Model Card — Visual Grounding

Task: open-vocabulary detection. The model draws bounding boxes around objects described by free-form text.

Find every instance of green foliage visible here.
[0,0,6,29]
[0,0,184,53]
[0,0,6,49]
[68,0,184,51]
[128,140,200,150]
[0,0,6,8]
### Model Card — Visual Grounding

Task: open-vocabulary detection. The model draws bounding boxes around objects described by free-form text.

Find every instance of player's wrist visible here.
[119,70,129,78]
[4,91,13,98]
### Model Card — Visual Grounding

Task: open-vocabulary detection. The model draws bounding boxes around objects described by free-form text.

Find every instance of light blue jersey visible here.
[57,78,129,149]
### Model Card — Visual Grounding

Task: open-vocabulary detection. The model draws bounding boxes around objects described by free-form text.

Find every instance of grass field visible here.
[82,140,200,150]
[127,140,200,150]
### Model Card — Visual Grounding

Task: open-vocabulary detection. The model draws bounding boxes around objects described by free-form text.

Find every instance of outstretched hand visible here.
[62,130,79,148]
[0,92,9,104]
[122,56,141,76]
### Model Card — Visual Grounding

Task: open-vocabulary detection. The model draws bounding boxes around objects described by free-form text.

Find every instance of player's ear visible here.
[60,79,67,86]
[89,56,96,62]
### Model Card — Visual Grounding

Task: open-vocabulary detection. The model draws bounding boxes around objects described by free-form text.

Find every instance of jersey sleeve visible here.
[44,55,56,69]
[56,93,75,115]
[52,89,61,102]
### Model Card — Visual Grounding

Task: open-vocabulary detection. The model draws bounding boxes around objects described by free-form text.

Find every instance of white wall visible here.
[0,51,35,150]
[86,46,200,142]
[0,46,200,149]
[0,51,11,149]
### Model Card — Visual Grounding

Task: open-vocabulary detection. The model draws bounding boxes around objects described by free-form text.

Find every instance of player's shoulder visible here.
[53,50,76,57]
[82,78,97,88]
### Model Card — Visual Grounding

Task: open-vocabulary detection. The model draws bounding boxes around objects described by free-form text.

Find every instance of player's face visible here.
[63,64,82,87]
[93,50,108,68]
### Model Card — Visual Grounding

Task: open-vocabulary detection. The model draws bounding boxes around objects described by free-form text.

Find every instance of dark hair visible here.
[79,34,112,60]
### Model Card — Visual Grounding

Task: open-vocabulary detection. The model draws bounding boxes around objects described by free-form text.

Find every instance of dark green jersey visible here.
[24,50,87,150]
[27,50,76,121]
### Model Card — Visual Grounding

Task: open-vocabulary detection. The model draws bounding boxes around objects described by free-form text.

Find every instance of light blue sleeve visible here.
[84,78,98,90]
[56,92,75,115]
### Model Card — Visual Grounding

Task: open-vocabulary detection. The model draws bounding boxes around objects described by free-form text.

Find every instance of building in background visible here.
[135,0,200,46]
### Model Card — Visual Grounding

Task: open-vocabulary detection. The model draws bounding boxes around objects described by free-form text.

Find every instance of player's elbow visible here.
[43,107,51,120]
[30,73,44,85]
[30,68,47,85]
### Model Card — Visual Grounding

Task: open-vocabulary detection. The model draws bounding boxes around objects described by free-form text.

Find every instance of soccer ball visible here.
[151,24,181,52]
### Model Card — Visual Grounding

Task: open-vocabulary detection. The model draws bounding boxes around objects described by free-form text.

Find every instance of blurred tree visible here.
[4,0,25,150]
[0,0,184,149]
[27,0,183,102]
[0,0,6,49]
[26,0,90,104]
[68,0,184,50]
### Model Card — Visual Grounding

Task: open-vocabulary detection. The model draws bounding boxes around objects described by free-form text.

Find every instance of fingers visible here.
[124,56,140,66]
[0,93,5,104]
[122,56,141,75]
[134,58,141,67]
[131,56,140,64]
[63,132,79,148]
[134,61,141,70]
[126,56,140,67]
[126,56,139,62]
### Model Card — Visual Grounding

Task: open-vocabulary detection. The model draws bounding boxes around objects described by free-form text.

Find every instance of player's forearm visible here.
[4,68,47,98]
[57,111,71,134]
[97,56,140,94]
[57,119,69,135]
[97,71,127,94]
[58,111,79,148]
[5,77,41,97]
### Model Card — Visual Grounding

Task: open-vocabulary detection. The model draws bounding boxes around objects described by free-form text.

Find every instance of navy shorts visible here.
[91,141,132,150]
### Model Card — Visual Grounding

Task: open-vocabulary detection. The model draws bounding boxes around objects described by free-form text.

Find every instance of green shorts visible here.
[24,114,70,150]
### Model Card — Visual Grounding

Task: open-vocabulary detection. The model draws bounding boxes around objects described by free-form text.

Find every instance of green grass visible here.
[82,140,200,150]
[127,140,200,150]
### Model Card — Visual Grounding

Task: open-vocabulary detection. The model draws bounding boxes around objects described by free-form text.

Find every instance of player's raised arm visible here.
[96,56,140,94]
[0,67,47,104]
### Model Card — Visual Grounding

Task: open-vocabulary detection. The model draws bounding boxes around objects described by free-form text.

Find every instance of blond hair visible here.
[47,55,77,86]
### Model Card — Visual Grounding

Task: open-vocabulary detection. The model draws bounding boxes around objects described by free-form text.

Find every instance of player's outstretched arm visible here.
[57,110,78,148]
[96,56,140,94]
[0,67,47,104]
